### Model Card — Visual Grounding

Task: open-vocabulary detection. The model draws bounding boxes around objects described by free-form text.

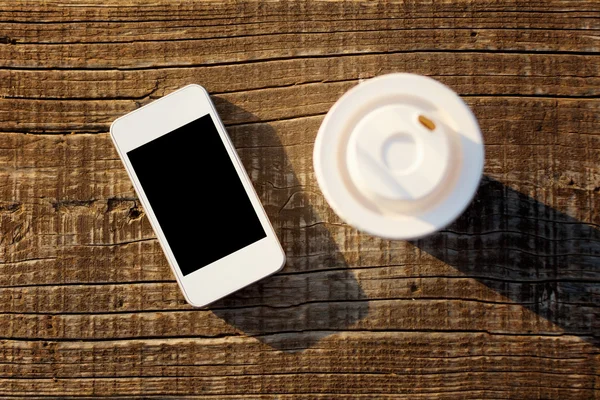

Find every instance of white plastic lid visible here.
[313,73,484,239]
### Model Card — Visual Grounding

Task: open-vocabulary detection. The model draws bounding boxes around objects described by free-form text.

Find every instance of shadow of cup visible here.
[208,96,369,352]
[412,176,600,345]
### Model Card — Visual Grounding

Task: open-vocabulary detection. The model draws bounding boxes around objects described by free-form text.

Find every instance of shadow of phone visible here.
[208,97,369,353]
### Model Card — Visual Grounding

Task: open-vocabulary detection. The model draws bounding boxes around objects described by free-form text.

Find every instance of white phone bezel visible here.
[110,84,285,307]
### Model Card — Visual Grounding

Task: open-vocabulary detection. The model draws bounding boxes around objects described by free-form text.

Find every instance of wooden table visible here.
[0,1,598,398]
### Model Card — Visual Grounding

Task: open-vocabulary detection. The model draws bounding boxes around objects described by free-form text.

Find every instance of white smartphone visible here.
[110,84,286,307]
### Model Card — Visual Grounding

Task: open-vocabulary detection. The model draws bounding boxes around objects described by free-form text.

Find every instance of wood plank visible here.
[1,53,599,101]
[0,374,595,398]
[0,292,590,340]
[1,84,600,133]
[0,272,596,314]
[0,276,596,338]
[3,20,599,46]
[1,0,599,25]
[1,28,598,71]
[2,332,598,377]
[0,332,597,397]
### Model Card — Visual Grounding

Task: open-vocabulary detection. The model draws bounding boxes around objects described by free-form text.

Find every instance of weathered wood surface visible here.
[0,0,599,398]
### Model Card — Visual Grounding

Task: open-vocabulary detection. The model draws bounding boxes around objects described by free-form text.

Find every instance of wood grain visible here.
[0,0,599,398]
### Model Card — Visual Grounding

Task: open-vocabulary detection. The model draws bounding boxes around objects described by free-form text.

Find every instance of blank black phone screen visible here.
[127,113,266,276]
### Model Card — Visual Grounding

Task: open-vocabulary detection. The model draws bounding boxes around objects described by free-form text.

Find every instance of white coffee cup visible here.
[313,73,484,240]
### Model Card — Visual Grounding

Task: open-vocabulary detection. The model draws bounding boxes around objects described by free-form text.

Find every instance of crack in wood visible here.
[1,48,599,72]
